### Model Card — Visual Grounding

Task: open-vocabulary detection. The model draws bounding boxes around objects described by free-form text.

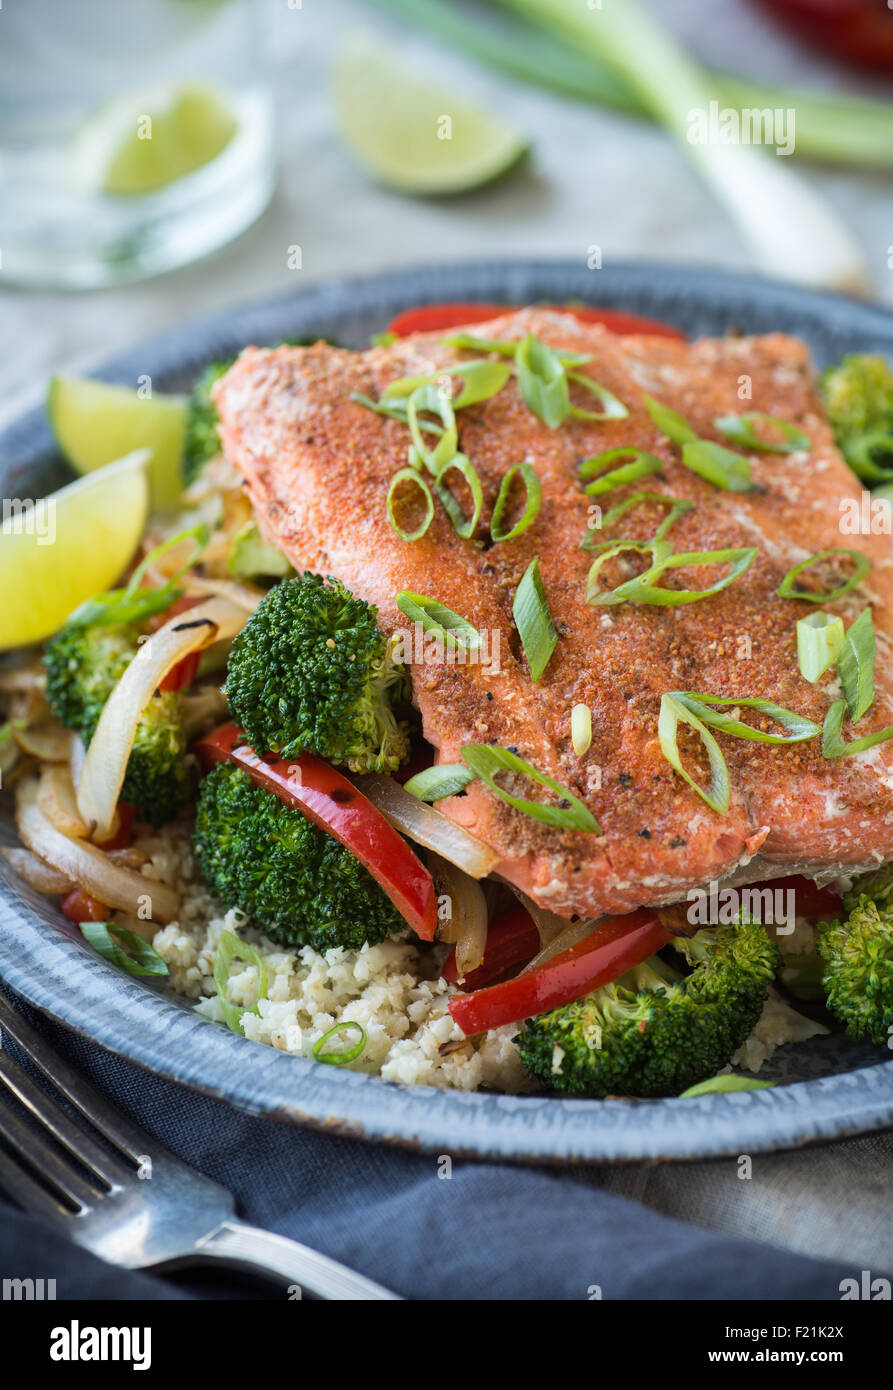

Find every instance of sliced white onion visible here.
[508,884,574,947]
[76,595,247,840]
[429,853,488,979]
[518,916,601,976]
[16,777,179,922]
[0,661,46,694]
[1,846,73,895]
[353,773,499,879]
[182,574,266,612]
[38,763,89,839]
[14,721,73,763]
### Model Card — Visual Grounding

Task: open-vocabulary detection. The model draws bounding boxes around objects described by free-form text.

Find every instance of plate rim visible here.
[4,256,893,1164]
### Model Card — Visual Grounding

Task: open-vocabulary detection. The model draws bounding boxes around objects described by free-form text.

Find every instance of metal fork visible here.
[0,994,400,1299]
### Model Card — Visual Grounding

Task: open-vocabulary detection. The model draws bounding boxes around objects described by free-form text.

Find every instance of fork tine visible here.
[0,1048,133,1189]
[0,1143,72,1226]
[0,993,146,1163]
[0,1086,100,1211]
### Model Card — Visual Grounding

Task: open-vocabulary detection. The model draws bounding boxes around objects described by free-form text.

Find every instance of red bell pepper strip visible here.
[61,888,109,924]
[449,908,669,1035]
[93,801,136,852]
[443,906,540,990]
[387,302,685,340]
[193,722,438,941]
[748,874,841,922]
[151,595,204,692]
[750,0,893,73]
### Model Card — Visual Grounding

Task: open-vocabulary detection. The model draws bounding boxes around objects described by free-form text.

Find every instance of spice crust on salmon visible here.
[213,308,893,919]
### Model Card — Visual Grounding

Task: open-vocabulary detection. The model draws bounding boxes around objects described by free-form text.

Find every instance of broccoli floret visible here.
[817,874,893,1045]
[193,762,402,951]
[44,621,190,827]
[518,919,779,1098]
[821,354,893,479]
[224,573,410,772]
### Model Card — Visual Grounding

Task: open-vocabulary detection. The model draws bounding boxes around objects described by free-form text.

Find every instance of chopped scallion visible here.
[461,742,600,832]
[672,693,821,744]
[403,763,475,801]
[643,394,697,445]
[312,1021,366,1066]
[658,693,730,814]
[681,439,755,493]
[777,548,870,603]
[434,452,483,539]
[80,922,169,979]
[797,611,845,683]
[571,703,592,756]
[838,608,875,722]
[213,928,268,1035]
[822,699,893,759]
[387,467,435,542]
[395,590,482,649]
[513,557,557,682]
[490,461,541,542]
[714,412,810,454]
[579,446,664,496]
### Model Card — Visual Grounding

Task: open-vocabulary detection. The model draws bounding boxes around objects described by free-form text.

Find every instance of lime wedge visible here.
[72,81,238,196]
[48,375,188,512]
[0,452,150,650]
[333,39,527,194]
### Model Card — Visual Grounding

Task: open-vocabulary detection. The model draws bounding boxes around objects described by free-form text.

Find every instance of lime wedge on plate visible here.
[72,81,238,196]
[333,39,527,194]
[0,452,150,650]
[48,375,188,512]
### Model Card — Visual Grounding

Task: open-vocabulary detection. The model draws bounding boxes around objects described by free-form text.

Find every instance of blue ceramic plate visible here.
[3,261,893,1162]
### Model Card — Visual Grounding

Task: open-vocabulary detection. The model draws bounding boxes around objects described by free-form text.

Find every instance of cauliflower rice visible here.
[135,819,826,1093]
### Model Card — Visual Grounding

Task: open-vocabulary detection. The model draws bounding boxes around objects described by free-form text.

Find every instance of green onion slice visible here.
[69,522,211,630]
[513,557,558,682]
[312,1021,366,1066]
[714,412,810,454]
[396,590,482,649]
[80,922,169,979]
[515,333,570,428]
[434,452,483,539]
[407,383,457,473]
[442,333,591,368]
[838,608,876,722]
[350,391,416,424]
[643,394,698,445]
[777,548,870,602]
[844,431,893,484]
[387,467,434,542]
[571,703,592,757]
[586,538,672,605]
[672,693,822,744]
[822,699,893,759]
[460,743,600,832]
[581,491,692,550]
[567,371,628,421]
[403,763,475,801]
[383,360,511,408]
[797,612,845,683]
[658,694,730,814]
[681,440,755,493]
[370,330,397,347]
[679,1075,776,1098]
[490,462,542,542]
[590,546,757,607]
[213,928,268,1035]
[579,447,664,497]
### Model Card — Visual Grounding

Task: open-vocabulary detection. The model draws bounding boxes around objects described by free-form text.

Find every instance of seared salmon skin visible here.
[214,309,893,918]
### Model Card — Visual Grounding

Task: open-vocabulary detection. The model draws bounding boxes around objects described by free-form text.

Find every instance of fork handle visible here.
[193,1220,401,1300]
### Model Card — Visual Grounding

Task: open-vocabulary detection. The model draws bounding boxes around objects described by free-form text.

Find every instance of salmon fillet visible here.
[214,308,893,919]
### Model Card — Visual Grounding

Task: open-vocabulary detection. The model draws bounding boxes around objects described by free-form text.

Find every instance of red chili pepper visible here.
[193,722,438,941]
[449,908,669,1035]
[443,906,540,989]
[750,0,893,72]
[386,302,685,340]
[93,801,136,852]
[151,595,204,692]
[61,888,109,924]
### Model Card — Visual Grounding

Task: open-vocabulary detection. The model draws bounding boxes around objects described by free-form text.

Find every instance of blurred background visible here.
[0,0,891,430]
